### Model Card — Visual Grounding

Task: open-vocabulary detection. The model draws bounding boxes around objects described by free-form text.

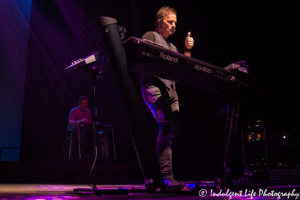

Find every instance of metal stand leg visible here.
[69,132,73,161]
[112,127,116,159]
[78,126,81,158]
[216,91,242,189]
[228,96,242,170]
[101,134,105,157]
[101,131,109,158]
[101,137,105,158]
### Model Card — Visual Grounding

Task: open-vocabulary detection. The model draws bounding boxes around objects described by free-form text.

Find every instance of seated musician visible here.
[141,6,194,190]
[68,95,92,128]
[68,95,93,159]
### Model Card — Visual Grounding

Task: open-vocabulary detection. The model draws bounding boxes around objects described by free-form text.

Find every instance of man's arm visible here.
[69,118,88,126]
[184,32,194,57]
[142,32,155,41]
[68,109,87,126]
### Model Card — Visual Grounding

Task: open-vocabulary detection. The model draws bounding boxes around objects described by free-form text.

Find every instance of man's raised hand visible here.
[185,32,194,49]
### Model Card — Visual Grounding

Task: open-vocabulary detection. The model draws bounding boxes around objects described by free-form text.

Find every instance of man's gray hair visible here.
[155,6,177,27]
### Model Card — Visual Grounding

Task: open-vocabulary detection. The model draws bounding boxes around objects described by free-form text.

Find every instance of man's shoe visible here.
[164,178,185,190]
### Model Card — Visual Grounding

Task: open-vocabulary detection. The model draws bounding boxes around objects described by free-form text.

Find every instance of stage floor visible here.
[0,184,194,199]
[0,182,300,199]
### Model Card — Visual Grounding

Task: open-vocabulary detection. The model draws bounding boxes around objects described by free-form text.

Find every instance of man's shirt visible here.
[141,31,178,90]
[68,106,92,130]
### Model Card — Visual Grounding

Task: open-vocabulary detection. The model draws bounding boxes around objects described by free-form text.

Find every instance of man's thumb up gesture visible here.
[185,32,194,49]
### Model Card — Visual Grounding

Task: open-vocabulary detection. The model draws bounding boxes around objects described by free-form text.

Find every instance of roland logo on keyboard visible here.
[160,52,178,63]
[194,64,212,74]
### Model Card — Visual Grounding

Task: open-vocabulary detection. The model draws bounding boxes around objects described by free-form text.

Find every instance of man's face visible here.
[79,99,88,111]
[159,13,177,36]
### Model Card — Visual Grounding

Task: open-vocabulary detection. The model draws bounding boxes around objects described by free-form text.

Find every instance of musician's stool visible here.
[63,125,116,160]
[63,127,82,161]
[100,126,116,159]
[63,130,72,161]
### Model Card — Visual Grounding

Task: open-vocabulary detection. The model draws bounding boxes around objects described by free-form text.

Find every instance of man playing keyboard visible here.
[141,6,194,190]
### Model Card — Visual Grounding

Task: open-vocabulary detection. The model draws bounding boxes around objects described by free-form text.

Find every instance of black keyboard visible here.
[123,37,249,92]
[65,51,101,73]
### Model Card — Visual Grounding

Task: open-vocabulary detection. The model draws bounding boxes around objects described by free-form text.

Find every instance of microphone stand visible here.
[89,66,101,190]
[66,52,152,195]
[70,65,102,193]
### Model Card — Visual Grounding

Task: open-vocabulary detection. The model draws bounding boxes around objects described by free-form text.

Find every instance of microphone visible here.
[158,25,176,33]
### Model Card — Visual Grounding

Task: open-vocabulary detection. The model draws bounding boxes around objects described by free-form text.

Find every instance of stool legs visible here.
[77,126,81,158]
[67,127,116,160]
[68,132,73,161]
[68,128,82,161]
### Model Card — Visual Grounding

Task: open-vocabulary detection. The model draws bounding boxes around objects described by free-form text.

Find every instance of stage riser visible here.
[0,161,130,184]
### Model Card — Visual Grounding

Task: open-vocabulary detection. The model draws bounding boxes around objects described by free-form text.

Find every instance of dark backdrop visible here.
[20,0,300,181]
[0,0,32,161]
